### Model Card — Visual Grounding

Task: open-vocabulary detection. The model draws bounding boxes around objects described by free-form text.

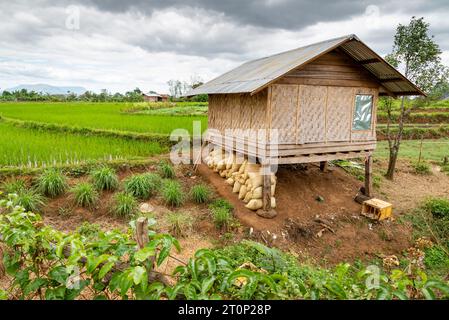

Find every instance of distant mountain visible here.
[4,84,87,95]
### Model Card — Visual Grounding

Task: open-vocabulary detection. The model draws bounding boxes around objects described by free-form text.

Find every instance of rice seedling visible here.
[15,189,46,212]
[158,160,175,179]
[0,122,165,167]
[166,211,194,237]
[70,182,99,208]
[91,166,119,191]
[190,184,211,204]
[0,102,207,135]
[35,169,68,197]
[162,180,183,207]
[111,192,138,218]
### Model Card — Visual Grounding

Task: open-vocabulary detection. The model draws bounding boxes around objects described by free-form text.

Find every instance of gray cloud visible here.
[0,0,448,92]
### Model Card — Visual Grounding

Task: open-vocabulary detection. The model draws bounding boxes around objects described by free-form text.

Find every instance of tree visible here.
[383,16,449,180]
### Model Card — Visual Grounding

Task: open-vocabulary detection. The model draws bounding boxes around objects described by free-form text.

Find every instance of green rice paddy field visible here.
[0,102,448,168]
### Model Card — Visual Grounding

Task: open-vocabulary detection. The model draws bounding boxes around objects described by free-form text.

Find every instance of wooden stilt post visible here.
[257,160,277,219]
[319,161,327,172]
[364,154,373,197]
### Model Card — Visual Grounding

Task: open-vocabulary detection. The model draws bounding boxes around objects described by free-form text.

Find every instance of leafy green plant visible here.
[425,197,449,219]
[0,197,180,300]
[15,188,45,212]
[1,198,449,300]
[424,245,449,274]
[70,182,99,208]
[209,199,234,231]
[166,211,193,237]
[162,180,183,207]
[209,199,234,213]
[91,166,119,191]
[158,160,175,179]
[111,192,138,218]
[124,173,161,199]
[413,162,432,175]
[1,178,26,194]
[210,207,232,231]
[190,184,210,204]
[36,169,68,197]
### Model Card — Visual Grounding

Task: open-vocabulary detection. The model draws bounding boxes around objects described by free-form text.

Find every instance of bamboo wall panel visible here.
[250,89,268,142]
[326,87,352,142]
[270,84,298,143]
[297,85,327,144]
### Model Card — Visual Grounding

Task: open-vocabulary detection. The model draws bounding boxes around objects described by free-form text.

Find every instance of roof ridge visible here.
[245,34,356,64]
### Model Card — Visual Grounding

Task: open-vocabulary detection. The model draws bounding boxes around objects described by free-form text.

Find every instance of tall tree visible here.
[383,16,448,180]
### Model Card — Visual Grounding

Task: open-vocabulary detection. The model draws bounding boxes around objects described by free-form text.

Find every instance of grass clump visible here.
[36,169,68,197]
[190,184,211,204]
[124,173,161,199]
[111,192,138,218]
[424,245,449,274]
[15,189,45,212]
[1,178,27,194]
[166,211,194,237]
[425,197,449,219]
[209,199,234,231]
[162,180,183,207]
[70,182,99,208]
[91,166,119,191]
[158,160,175,179]
[412,162,432,175]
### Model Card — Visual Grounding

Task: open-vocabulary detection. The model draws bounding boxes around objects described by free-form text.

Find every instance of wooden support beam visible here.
[380,78,403,83]
[320,161,328,172]
[256,162,277,219]
[358,58,381,64]
[364,154,373,197]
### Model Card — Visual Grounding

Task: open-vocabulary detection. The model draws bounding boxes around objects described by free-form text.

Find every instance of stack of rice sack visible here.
[205,147,276,211]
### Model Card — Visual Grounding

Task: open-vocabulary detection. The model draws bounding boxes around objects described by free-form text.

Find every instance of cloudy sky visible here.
[1,0,448,93]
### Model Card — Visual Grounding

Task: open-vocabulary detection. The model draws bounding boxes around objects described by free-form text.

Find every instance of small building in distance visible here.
[142,92,169,102]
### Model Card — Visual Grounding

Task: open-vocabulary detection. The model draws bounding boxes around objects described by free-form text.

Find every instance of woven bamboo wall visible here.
[270,84,299,143]
[208,90,268,141]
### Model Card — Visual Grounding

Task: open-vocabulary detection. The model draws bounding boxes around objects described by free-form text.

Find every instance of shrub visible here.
[15,189,45,212]
[424,245,449,273]
[36,169,68,197]
[425,197,449,219]
[70,182,99,208]
[412,162,432,175]
[166,211,193,237]
[190,184,210,204]
[91,166,119,191]
[1,178,26,194]
[162,180,183,207]
[158,160,175,179]
[124,173,161,199]
[111,192,138,218]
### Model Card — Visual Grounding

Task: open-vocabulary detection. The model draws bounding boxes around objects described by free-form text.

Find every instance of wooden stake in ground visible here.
[136,217,149,249]
[364,154,373,197]
[320,161,328,172]
[257,162,277,219]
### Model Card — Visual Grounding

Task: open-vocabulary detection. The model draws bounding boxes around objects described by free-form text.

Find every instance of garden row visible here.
[0,161,238,234]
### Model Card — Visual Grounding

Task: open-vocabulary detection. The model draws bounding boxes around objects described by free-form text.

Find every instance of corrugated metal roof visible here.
[186,34,425,97]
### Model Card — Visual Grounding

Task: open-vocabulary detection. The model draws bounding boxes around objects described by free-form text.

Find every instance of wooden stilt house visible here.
[187,34,424,215]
